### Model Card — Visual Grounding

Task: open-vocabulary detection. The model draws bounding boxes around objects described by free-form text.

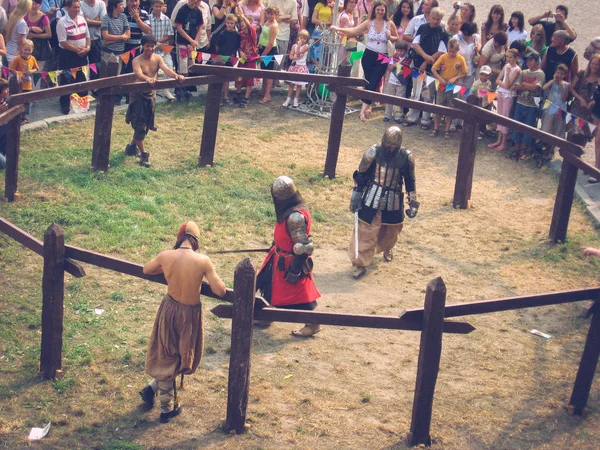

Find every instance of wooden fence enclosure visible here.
[1,217,599,446]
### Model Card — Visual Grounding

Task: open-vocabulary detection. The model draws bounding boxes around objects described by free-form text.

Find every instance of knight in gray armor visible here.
[349,126,419,279]
[256,176,322,337]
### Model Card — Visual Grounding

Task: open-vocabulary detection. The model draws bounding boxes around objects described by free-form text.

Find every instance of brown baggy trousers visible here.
[348,210,403,268]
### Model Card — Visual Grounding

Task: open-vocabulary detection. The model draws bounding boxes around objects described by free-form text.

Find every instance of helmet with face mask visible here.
[381,126,403,156]
[271,176,306,223]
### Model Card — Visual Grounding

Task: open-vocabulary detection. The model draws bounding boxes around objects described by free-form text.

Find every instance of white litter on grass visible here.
[530,329,552,339]
[28,421,51,441]
[94,309,105,315]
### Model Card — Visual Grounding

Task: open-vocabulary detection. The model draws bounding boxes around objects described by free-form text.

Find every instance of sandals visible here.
[222,98,234,106]
[429,129,439,137]
[239,98,249,108]
[420,124,430,130]
[444,131,451,140]
[258,97,271,104]
[291,324,321,338]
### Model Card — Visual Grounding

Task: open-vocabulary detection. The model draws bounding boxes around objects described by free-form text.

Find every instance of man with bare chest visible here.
[125,34,185,167]
[139,221,226,423]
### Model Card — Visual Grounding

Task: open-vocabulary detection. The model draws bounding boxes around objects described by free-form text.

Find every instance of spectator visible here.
[507,11,527,45]
[240,0,264,31]
[234,12,258,107]
[81,0,106,81]
[480,4,506,49]
[430,38,467,139]
[257,5,278,103]
[568,54,600,181]
[149,0,175,101]
[455,21,480,87]
[382,0,396,18]
[479,30,507,89]
[268,0,297,58]
[0,33,6,64]
[391,0,412,41]
[447,13,460,38]
[584,37,600,61]
[311,0,333,28]
[282,28,309,108]
[26,0,52,71]
[525,24,546,60]
[100,0,130,74]
[9,39,38,123]
[402,0,437,44]
[512,52,545,159]
[174,0,204,100]
[5,0,31,66]
[170,0,211,53]
[331,1,399,122]
[56,0,90,114]
[2,0,18,16]
[402,6,447,129]
[307,26,321,73]
[448,1,475,32]
[472,64,492,108]
[122,0,151,80]
[216,13,240,104]
[356,0,374,23]
[541,63,569,140]
[210,0,238,53]
[541,29,577,82]
[383,39,410,123]
[489,48,520,151]
[528,5,576,47]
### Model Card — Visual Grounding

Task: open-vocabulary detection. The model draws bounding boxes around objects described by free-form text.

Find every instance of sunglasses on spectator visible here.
[532,33,542,36]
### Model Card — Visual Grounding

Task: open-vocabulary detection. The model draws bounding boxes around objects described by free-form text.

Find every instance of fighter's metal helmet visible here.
[271,176,305,223]
[271,176,298,201]
[382,126,403,152]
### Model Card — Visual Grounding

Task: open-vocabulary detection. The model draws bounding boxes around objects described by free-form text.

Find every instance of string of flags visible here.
[3,63,98,86]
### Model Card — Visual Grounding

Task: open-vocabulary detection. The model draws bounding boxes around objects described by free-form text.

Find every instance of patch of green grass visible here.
[52,376,75,394]
[103,440,144,450]
[67,344,93,366]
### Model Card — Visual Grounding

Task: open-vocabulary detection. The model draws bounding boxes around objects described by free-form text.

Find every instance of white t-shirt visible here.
[266,0,297,40]
[456,32,481,76]
[81,0,107,41]
[507,28,528,45]
[6,19,27,58]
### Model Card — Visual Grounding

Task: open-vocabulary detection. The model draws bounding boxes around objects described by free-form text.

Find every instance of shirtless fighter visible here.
[125,34,185,167]
[139,221,226,423]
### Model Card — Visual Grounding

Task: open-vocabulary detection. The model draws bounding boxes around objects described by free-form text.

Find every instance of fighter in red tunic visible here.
[256,176,321,337]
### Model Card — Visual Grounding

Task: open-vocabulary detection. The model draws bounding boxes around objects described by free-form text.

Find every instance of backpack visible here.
[50,7,67,51]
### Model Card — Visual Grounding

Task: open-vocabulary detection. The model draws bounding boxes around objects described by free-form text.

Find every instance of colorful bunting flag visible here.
[2,67,8,78]
[357,42,366,52]
[487,92,497,104]
[82,65,90,80]
[202,52,211,62]
[348,50,364,64]
[41,72,48,82]
[445,83,454,93]
[162,44,174,54]
[261,55,274,66]
[130,49,137,58]
[590,123,597,134]
[402,65,412,78]
[48,71,57,84]
[459,86,467,96]
[120,51,131,65]
[221,56,230,63]
[179,47,188,58]
[411,69,420,78]
[274,54,284,66]
[426,75,435,87]
[230,57,238,66]
[533,97,541,106]
[434,79,440,91]
[89,63,97,74]
[453,84,461,94]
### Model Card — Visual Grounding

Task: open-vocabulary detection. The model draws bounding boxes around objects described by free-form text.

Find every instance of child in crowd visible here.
[216,14,241,105]
[473,65,493,140]
[283,30,309,108]
[150,0,176,102]
[383,40,411,123]
[235,14,258,108]
[9,39,39,124]
[489,48,521,151]
[512,53,545,159]
[431,39,467,139]
[447,15,462,38]
[0,79,8,170]
[541,63,569,139]
[308,28,322,74]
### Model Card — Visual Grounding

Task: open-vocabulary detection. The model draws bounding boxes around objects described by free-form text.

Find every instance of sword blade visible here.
[354,211,359,261]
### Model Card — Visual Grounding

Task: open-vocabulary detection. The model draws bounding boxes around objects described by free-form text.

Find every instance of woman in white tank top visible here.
[332,1,399,121]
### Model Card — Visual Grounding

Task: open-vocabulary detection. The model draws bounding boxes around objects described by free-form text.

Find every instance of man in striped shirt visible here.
[57,0,91,114]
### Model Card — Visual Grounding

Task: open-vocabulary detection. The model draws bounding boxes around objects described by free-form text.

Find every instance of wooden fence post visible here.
[549,149,578,243]
[568,301,600,415]
[199,82,223,167]
[452,95,479,209]
[39,224,65,379]
[91,60,119,172]
[4,78,22,202]
[224,258,256,434]
[323,59,351,179]
[409,277,447,447]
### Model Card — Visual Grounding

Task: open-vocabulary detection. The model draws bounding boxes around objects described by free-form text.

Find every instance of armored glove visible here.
[405,199,420,219]
[350,190,363,212]
[284,254,308,284]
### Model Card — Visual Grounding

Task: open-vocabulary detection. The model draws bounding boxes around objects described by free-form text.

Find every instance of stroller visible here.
[509,95,554,168]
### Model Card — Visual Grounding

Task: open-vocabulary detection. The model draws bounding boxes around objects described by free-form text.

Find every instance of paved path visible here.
[18,88,600,228]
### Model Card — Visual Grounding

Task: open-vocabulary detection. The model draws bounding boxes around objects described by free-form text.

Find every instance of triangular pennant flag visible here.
[89,63,97,74]
[191,50,198,61]
[453,84,461,94]
[179,47,188,58]
[348,50,364,64]
[130,49,137,58]
[402,65,412,78]
[33,73,41,86]
[162,44,174,54]
[590,123,597,134]
[426,75,435,86]
[561,109,567,120]
[210,53,218,59]
[357,42,366,52]
[445,83,454,93]
[487,92,497,103]
[479,89,486,97]
[120,51,130,65]
[418,72,425,82]
[42,72,48,82]
[274,55,284,66]
[230,57,238,66]
[82,65,90,80]
[543,99,551,110]
[459,86,467,96]
[533,97,541,106]
[348,37,358,43]
[435,79,440,91]
[2,67,8,78]
[202,52,210,62]
[380,55,390,64]
[48,71,57,84]
[578,118,586,128]
[261,55,274,66]
[411,69,420,78]
[221,55,230,63]
[565,112,572,123]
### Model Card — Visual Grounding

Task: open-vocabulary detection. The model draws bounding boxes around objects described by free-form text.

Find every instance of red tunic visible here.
[259,209,321,307]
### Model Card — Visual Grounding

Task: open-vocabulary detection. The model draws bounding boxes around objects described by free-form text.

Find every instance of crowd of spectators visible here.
[0,0,598,173]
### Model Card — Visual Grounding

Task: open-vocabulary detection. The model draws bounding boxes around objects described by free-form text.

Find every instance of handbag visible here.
[32,37,53,62]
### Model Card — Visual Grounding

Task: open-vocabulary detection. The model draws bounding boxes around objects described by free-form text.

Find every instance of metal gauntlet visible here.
[405,191,420,218]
